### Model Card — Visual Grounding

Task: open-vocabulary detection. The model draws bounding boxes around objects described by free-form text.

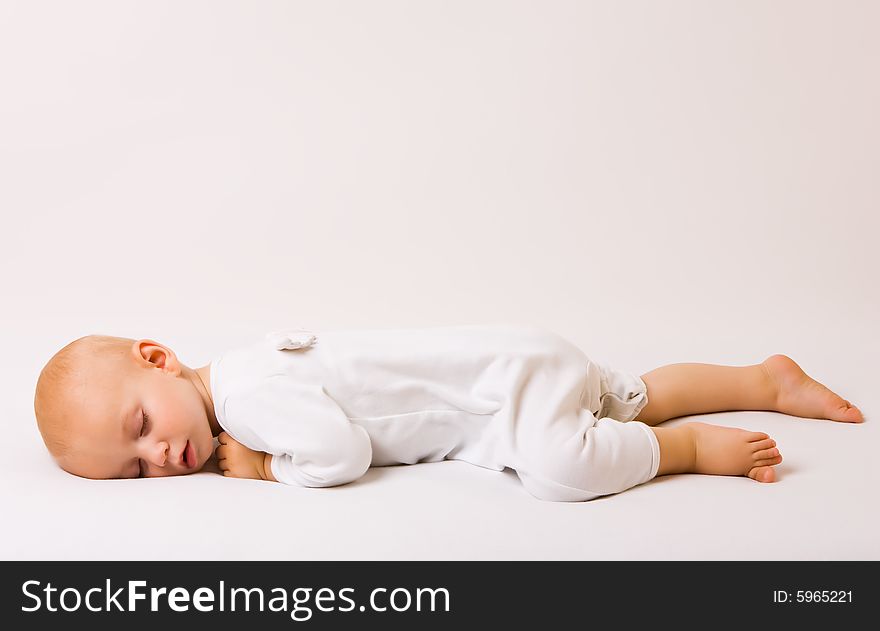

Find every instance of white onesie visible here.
[209,323,660,502]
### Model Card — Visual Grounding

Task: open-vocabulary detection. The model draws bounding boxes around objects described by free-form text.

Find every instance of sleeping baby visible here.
[33,324,864,502]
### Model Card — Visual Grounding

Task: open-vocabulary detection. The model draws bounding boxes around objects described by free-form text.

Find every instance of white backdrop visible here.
[1,0,877,560]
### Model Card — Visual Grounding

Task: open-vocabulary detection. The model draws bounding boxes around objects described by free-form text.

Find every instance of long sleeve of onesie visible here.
[221,375,372,487]
[209,323,660,502]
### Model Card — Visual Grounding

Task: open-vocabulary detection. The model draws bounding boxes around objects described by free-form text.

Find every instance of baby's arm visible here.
[263,453,277,482]
[215,432,277,482]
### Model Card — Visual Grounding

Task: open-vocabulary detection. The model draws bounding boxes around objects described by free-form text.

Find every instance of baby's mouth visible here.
[181,440,192,469]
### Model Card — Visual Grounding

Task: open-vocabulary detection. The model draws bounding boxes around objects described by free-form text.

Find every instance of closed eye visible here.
[135,410,150,478]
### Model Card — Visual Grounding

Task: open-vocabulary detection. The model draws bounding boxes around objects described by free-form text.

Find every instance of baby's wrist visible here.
[261,453,277,482]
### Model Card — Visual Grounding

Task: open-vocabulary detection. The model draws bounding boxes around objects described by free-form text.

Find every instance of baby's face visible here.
[60,343,215,479]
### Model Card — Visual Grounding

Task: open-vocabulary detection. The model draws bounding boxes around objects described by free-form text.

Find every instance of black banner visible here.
[0,561,875,628]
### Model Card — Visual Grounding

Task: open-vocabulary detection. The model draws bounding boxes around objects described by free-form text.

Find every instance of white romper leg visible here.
[515,360,660,502]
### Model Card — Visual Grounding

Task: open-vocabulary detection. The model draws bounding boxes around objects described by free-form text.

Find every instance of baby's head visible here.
[34,335,216,479]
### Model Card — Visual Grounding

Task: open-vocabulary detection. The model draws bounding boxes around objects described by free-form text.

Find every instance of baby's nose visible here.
[150,441,170,467]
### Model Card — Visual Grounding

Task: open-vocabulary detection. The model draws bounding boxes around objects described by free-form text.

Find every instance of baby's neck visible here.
[190,364,221,436]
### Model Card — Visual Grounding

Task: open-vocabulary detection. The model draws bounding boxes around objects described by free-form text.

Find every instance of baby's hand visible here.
[215,431,267,480]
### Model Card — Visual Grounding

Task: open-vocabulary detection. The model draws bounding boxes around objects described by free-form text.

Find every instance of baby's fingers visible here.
[215,444,227,460]
[217,431,229,445]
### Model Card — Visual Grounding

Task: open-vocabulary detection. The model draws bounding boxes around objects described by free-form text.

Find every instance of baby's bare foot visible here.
[762,354,864,423]
[686,421,783,483]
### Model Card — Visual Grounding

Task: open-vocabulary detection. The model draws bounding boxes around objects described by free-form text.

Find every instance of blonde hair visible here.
[34,334,135,461]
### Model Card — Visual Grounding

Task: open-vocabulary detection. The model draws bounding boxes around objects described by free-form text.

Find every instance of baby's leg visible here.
[633,354,864,484]
[633,354,864,426]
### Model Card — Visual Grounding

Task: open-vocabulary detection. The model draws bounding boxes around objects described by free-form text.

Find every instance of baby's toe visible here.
[753,455,783,468]
[750,437,776,451]
[753,446,779,460]
[840,403,864,423]
[748,465,776,483]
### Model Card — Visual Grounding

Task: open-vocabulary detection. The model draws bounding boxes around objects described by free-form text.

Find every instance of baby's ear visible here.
[133,339,181,375]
